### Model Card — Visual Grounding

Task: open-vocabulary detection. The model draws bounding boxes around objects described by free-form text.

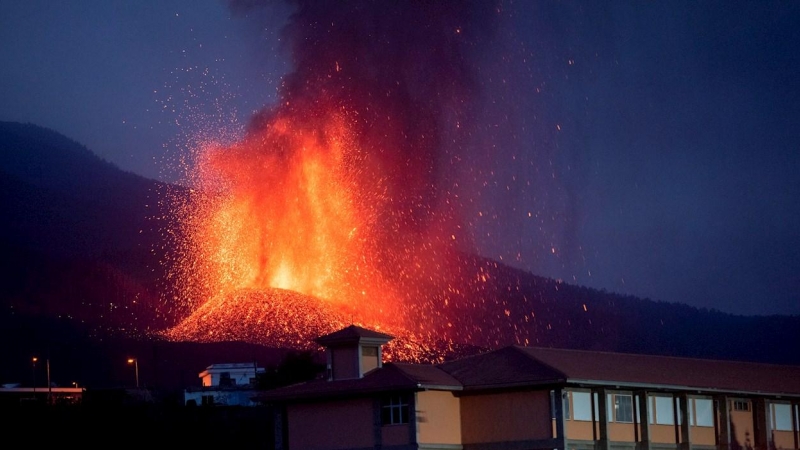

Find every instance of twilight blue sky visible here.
[0,1,798,316]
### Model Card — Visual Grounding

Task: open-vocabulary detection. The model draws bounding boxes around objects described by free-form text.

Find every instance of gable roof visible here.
[314,325,394,346]
[256,362,460,403]
[513,346,800,396]
[438,346,566,389]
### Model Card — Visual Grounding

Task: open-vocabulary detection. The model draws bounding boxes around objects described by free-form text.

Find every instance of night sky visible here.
[1,0,798,317]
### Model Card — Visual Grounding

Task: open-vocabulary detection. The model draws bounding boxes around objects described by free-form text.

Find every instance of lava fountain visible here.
[161,1,509,361]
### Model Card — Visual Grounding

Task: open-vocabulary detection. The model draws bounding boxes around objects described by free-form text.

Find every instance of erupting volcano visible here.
[161,1,526,361]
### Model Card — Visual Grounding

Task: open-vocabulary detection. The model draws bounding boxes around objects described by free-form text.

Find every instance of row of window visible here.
[554,392,723,427]
[381,392,796,430]
[554,392,796,432]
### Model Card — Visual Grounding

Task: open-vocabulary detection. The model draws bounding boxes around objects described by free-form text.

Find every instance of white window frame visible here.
[614,394,634,423]
[654,395,675,425]
[693,398,714,427]
[771,403,792,431]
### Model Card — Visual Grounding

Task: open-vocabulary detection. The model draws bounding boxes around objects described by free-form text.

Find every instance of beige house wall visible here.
[288,398,374,450]
[461,389,552,444]
[417,390,462,445]
[691,425,716,446]
[566,419,595,440]
[771,430,795,450]
[730,400,755,449]
[649,424,677,443]
[608,422,636,442]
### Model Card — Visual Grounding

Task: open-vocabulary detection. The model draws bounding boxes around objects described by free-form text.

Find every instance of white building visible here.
[184,363,265,407]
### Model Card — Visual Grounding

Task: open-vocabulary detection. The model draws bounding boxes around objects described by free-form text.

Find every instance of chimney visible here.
[314,325,394,381]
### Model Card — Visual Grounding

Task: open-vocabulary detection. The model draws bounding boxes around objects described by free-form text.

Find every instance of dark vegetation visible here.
[0,121,798,395]
[8,401,276,447]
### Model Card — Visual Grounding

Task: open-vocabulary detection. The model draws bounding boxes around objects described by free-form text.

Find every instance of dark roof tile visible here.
[314,325,394,346]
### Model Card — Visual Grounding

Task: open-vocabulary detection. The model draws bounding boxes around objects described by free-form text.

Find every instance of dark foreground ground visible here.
[6,400,277,447]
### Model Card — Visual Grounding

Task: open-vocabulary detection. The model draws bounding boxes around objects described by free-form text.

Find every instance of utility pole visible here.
[128,358,139,388]
[32,357,38,398]
[46,358,51,404]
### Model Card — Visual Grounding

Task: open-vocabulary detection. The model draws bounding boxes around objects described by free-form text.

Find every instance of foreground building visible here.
[258,325,800,450]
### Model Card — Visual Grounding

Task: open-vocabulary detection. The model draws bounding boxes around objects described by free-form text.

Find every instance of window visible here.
[381,395,409,425]
[573,391,593,421]
[772,403,792,431]
[655,396,675,425]
[733,400,750,412]
[201,395,215,406]
[615,395,634,423]
[693,399,714,427]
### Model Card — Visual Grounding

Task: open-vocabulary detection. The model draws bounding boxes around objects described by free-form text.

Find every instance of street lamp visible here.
[46,358,51,404]
[127,358,139,388]
[31,357,37,396]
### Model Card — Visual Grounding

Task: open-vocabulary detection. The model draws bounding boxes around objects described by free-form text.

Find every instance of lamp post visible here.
[127,358,139,388]
[31,357,37,397]
[46,358,51,404]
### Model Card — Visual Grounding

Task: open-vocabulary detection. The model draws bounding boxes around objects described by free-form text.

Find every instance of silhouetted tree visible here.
[256,350,325,390]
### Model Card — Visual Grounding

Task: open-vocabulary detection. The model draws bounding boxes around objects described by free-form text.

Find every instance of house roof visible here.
[438,346,566,389]
[314,325,394,346]
[512,346,800,396]
[256,362,460,403]
[257,326,800,404]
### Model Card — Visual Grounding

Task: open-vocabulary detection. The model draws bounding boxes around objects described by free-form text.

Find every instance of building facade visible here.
[184,362,265,407]
[258,326,800,450]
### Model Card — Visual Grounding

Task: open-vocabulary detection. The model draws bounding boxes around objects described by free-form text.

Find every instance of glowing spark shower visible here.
[160,0,544,361]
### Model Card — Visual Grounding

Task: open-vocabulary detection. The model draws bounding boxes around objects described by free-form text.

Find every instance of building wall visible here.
[184,389,259,407]
[460,389,552,444]
[730,399,755,449]
[201,366,259,387]
[382,422,410,447]
[288,398,374,450]
[772,430,795,450]
[566,419,594,441]
[649,424,676,444]
[416,390,462,445]
[331,347,358,380]
[691,425,716,446]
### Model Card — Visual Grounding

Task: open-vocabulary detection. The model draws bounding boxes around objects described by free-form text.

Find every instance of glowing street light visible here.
[127,358,139,388]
